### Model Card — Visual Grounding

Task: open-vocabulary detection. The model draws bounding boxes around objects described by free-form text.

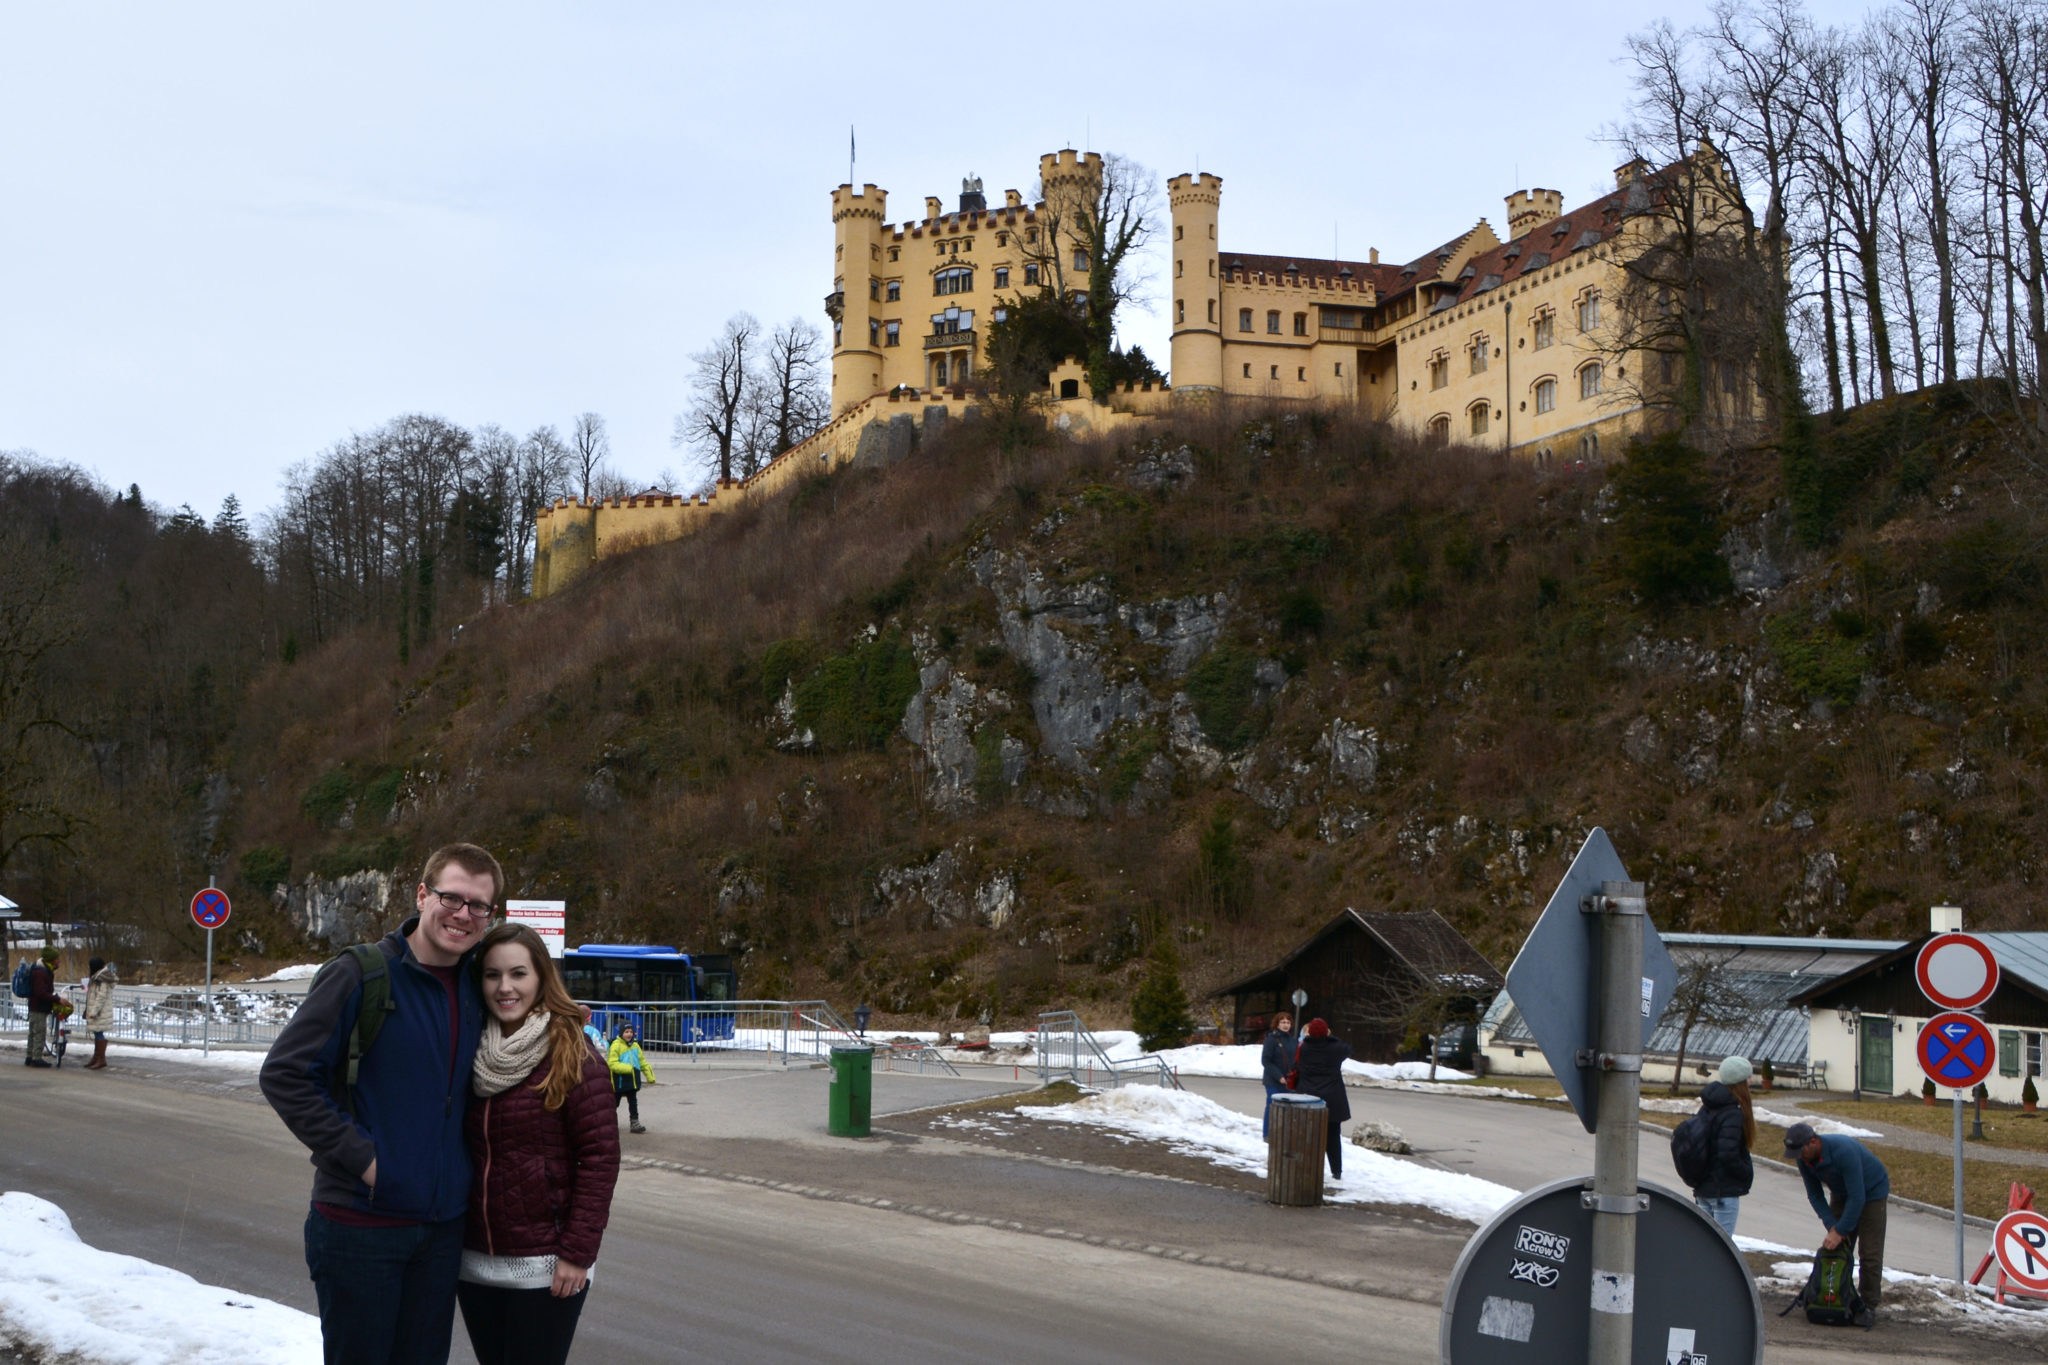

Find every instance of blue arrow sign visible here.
[1917,1012,1994,1089]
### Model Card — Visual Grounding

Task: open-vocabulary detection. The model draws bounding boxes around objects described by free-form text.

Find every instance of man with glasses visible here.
[261,843,502,1365]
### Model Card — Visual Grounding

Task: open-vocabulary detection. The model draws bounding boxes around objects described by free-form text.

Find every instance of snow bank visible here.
[1641,1096,1881,1138]
[0,1192,318,1364]
[0,1039,268,1070]
[1018,1086,1517,1224]
[248,964,323,982]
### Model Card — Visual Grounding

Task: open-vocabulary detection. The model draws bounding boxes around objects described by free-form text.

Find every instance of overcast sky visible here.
[1,1,1873,522]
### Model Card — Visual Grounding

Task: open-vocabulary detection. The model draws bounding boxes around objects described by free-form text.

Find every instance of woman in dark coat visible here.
[460,922,621,1365]
[1290,1018,1353,1178]
[1688,1055,1757,1235]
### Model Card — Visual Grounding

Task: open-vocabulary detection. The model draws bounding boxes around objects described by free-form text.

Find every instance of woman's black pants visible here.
[1326,1119,1344,1179]
[457,1280,588,1365]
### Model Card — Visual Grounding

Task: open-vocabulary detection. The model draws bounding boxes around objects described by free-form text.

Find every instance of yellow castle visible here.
[533,144,1758,597]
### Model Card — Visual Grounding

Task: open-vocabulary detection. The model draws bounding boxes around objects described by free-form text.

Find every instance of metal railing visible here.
[0,984,297,1049]
[1035,1010,1182,1090]
[578,999,953,1074]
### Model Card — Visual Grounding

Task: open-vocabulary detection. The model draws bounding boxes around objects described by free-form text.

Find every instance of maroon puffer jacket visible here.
[464,1048,620,1268]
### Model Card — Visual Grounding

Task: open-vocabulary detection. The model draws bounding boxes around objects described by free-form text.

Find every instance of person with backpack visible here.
[1670,1055,1756,1236]
[1787,1121,1889,1327]
[258,843,500,1365]
[459,921,619,1365]
[22,947,58,1068]
[1289,1018,1352,1178]
[81,956,117,1070]
[1259,1013,1297,1139]
[607,1022,653,1134]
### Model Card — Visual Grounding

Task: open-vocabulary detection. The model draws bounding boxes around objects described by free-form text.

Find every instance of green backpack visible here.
[331,944,397,1118]
[1780,1240,1864,1327]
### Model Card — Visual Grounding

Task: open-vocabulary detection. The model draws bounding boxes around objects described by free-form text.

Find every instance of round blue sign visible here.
[1917,1011,1995,1090]
[190,887,232,930]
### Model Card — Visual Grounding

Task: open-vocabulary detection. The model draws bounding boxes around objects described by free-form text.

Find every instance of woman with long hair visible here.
[1687,1055,1757,1236]
[457,922,620,1365]
[1289,1018,1353,1178]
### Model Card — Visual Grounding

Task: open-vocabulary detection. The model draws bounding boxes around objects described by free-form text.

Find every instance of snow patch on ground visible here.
[1017,1086,1516,1224]
[1640,1096,1882,1138]
[0,1192,319,1364]
[0,1038,268,1070]
[248,963,323,982]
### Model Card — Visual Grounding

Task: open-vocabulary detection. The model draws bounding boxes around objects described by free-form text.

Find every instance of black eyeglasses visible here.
[425,886,495,920]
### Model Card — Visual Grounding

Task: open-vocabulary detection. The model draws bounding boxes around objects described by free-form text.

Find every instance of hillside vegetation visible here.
[196,385,2041,1022]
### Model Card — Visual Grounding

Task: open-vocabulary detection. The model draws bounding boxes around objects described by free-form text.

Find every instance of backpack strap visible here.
[337,944,396,1118]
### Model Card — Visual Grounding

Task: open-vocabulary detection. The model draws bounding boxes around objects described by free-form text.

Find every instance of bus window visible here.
[603,969,638,1001]
[704,973,733,1001]
[562,967,597,999]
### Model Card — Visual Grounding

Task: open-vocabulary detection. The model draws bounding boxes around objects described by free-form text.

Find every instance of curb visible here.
[615,1153,1444,1305]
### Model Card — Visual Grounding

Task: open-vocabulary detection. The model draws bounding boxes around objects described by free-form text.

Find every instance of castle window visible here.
[1429,354,1449,390]
[1270,365,1280,379]
[934,267,974,296]
[1243,363,1252,378]
[1175,225,1184,240]
[1470,336,1489,375]
[1027,227,1038,243]
[1208,258,1216,276]
[1176,299,1186,324]
[869,280,880,301]
[888,247,899,262]
[997,232,1008,247]
[933,356,949,386]
[1073,249,1088,271]
[1470,403,1490,436]
[886,281,901,302]
[1334,362,1343,377]
[869,319,879,344]
[1024,263,1040,286]
[1580,363,1603,399]
[1579,432,1601,459]
[1533,311,1554,349]
[994,267,1008,289]
[1266,310,1281,334]
[1207,299,1216,323]
[1578,291,1601,331]
[1429,416,1451,445]
[885,321,900,347]
[991,307,1007,323]
[1297,366,1306,381]
[1239,308,1253,332]
[1176,259,1184,278]
[1293,313,1308,336]
[1535,378,1556,413]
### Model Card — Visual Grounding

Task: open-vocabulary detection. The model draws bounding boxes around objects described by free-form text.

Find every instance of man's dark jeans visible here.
[304,1209,465,1365]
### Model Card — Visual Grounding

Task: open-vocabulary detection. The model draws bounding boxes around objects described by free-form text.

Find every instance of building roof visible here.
[1442,182,1637,308]
[1215,908,1503,999]
[1219,252,1409,296]
[1488,933,1902,1068]
[1788,932,2048,1008]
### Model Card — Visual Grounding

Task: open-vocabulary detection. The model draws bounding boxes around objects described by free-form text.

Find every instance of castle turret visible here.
[829,183,886,417]
[1167,172,1223,394]
[1504,188,1564,238]
[1038,149,1104,271]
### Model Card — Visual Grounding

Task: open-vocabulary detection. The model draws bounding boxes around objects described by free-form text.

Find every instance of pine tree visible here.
[1130,936,1194,1053]
[213,494,250,542]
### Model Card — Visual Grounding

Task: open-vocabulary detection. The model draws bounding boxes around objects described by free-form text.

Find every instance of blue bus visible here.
[561,944,739,1050]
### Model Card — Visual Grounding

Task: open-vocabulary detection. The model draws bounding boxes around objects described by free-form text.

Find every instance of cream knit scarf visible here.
[472,1011,554,1097]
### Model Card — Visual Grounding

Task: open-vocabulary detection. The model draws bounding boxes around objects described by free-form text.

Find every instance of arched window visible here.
[934,267,974,296]
[1470,335,1489,375]
[933,356,949,386]
[1579,432,1601,460]
[1579,363,1602,399]
[1023,263,1040,286]
[1428,416,1451,446]
[993,267,1009,289]
[886,280,901,302]
[1534,378,1556,414]
[1469,402,1490,436]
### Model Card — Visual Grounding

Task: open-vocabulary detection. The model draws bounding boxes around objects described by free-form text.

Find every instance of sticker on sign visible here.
[505,900,566,958]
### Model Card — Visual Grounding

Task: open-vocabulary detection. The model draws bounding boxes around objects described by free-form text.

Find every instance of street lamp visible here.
[853,1003,872,1038]
[1837,1007,1861,1101]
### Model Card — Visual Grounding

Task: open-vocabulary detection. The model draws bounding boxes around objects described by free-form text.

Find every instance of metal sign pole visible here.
[1955,1088,1966,1286]
[203,874,215,1058]
[1587,880,1645,1365]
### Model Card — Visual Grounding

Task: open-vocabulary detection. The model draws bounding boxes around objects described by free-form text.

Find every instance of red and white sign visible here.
[505,900,566,959]
[1917,1011,1997,1091]
[1994,1210,2048,1295]
[1916,932,2000,1011]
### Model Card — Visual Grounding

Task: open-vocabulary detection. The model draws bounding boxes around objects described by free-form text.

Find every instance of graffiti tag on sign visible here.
[1508,1257,1561,1288]
[1513,1225,1571,1263]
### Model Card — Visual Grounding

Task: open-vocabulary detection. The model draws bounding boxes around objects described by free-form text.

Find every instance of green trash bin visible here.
[828,1045,873,1137]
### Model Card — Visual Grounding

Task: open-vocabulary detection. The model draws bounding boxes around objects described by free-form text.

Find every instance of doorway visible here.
[1859,1015,1893,1095]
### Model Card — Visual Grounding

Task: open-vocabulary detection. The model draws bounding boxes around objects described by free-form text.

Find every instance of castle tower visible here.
[1167,172,1223,394]
[1503,188,1563,238]
[1037,149,1103,276]
[829,183,887,417]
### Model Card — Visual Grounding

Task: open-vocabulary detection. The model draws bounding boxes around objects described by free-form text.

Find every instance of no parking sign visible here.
[1916,1011,1996,1091]
[1994,1210,2048,1296]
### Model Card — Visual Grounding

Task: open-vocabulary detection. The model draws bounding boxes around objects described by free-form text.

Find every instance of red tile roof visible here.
[1220,252,1407,296]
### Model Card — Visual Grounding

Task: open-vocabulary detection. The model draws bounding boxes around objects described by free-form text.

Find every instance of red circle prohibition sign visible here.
[1994,1210,2048,1294]
[1916,932,1999,1011]
[190,887,233,931]
[1916,1011,1995,1090]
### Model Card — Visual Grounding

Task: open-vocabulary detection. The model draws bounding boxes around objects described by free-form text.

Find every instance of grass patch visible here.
[935,1080,1086,1116]
[1806,1098,2048,1154]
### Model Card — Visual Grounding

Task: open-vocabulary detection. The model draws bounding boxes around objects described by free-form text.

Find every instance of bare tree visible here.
[1891,0,1967,385]
[746,317,831,469]
[1965,0,2048,424]
[571,412,610,502]
[676,313,759,486]
[508,425,573,598]
[1015,153,1160,398]
[0,525,83,883]
[1663,951,1768,1093]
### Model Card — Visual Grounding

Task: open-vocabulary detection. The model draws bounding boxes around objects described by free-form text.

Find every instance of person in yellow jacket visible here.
[607,1023,654,1134]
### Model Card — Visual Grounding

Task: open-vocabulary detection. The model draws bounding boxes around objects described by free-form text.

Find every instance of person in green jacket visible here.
[607,1023,654,1134]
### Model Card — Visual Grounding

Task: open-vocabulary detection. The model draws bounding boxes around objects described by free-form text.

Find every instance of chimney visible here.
[1505,189,1564,237]
[1005,188,1022,208]
[925,195,942,220]
[1614,157,1650,189]
[1369,248,1379,264]
[1930,904,1964,933]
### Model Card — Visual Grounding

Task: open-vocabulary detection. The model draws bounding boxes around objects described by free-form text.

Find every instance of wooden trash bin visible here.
[1267,1093,1327,1207]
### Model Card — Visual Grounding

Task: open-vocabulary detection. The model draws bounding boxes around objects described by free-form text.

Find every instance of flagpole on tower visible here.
[849,125,856,187]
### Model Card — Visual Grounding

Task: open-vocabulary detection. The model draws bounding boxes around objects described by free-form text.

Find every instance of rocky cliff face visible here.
[280,870,400,946]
